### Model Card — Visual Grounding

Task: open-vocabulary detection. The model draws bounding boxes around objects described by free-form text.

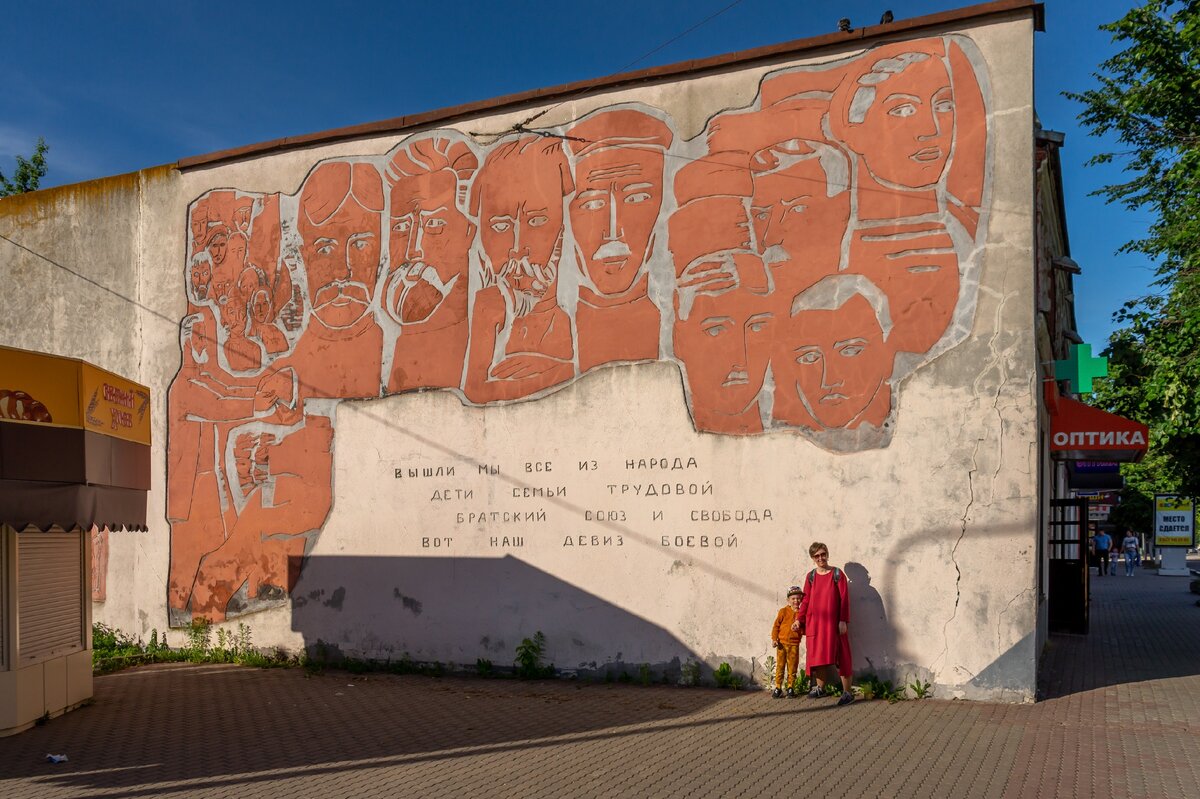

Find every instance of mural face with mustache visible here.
[387,168,473,326]
[298,162,384,331]
[569,145,665,296]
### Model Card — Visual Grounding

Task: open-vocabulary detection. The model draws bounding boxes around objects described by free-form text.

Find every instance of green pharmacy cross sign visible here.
[1054,343,1108,394]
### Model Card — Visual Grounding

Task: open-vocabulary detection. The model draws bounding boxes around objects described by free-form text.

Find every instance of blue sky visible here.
[0,0,1157,348]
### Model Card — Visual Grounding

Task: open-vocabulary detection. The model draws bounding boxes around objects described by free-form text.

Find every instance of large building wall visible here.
[0,12,1037,700]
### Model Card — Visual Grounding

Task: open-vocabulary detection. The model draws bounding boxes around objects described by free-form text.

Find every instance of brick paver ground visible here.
[2,565,1197,798]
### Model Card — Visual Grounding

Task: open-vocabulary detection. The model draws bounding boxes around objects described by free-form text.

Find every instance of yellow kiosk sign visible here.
[0,345,151,445]
[1154,495,1195,548]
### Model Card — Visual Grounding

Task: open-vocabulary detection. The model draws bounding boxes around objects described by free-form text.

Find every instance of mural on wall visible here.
[168,36,991,623]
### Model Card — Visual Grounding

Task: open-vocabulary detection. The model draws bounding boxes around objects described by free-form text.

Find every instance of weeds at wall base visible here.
[93,623,796,692]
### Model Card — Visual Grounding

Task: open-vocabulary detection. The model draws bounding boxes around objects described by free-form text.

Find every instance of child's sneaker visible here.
[786,687,796,698]
[772,687,783,698]
[837,692,855,706]
[807,687,823,699]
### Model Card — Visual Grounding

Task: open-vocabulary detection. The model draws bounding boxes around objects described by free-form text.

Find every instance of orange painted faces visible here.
[674,257,776,433]
[384,137,477,327]
[773,275,895,430]
[566,110,672,296]
[471,136,572,307]
[297,161,384,330]
[837,45,955,190]
[749,139,851,294]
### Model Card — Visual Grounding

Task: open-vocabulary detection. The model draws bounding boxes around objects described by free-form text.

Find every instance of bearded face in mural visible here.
[463,136,575,403]
[384,138,477,328]
[298,162,384,331]
[383,136,478,392]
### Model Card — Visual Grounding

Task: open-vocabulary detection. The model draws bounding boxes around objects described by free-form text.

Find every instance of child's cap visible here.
[786,585,803,598]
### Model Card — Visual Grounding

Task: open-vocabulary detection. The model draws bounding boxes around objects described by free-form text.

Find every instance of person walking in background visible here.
[770,585,804,698]
[795,542,855,706]
[1092,529,1112,577]
[1121,528,1140,577]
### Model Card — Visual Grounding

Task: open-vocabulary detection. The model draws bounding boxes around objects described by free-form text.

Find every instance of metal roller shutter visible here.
[18,530,83,663]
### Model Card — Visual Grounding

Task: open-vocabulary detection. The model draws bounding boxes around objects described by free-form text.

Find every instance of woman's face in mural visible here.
[299,195,381,330]
[852,56,955,189]
[569,145,665,296]
[776,295,892,429]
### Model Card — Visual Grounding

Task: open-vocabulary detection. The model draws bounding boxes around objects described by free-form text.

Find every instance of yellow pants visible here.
[774,644,800,688]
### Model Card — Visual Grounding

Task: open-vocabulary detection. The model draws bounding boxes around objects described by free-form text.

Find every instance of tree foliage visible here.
[1069,1,1200,525]
[0,137,49,197]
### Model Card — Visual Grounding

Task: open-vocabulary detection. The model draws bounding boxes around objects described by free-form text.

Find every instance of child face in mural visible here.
[844,54,955,190]
[298,164,383,331]
[750,148,850,292]
[775,294,893,429]
[569,145,665,296]
[675,290,776,420]
[387,169,474,325]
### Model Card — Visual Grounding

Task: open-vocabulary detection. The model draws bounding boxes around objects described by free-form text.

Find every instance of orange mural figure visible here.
[166,311,252,619]
[748,138,851,297]
[165,35,993,624]
[670,151,755,289]
[674,255,777,436]
[771,275,895,431]
[291,160,386,400]
[180,162,386,619]
[828,38,988,355]
[565,110,672,372]
[465,136,575,402]
[382,136,478,393]
[186,405,332,621]
[187,191,287,374]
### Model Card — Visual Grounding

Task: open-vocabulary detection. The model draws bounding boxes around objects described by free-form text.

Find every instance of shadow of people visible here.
[843,561,902,680]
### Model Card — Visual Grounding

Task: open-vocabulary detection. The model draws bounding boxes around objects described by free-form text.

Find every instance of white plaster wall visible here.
[0,13,1037,699]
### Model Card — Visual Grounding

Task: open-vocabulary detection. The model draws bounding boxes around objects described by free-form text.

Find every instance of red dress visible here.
[798,569,853,677]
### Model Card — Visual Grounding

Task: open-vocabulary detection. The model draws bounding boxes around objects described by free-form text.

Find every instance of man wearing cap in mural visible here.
[771,274,896,432]
[669,151,777,435]
[565,109,672,372]
[464,135,575,403]
[748,138,852,298]
[382,135,478,393]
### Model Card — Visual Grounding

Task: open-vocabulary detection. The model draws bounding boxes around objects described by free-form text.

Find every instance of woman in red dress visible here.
[796,541,855,705]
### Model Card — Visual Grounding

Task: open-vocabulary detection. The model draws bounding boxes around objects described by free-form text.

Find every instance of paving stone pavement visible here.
[2,566,1197,799]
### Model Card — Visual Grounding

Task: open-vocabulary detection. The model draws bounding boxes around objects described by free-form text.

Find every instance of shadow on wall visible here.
[843,561,903,678]
[291,554,702,681]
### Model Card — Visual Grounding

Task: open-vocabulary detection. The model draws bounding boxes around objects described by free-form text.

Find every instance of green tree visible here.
[0,137,49,197]
[1069,1,1200,523]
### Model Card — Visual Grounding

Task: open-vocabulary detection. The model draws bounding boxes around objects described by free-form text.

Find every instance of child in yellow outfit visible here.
[770,585,804,698]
